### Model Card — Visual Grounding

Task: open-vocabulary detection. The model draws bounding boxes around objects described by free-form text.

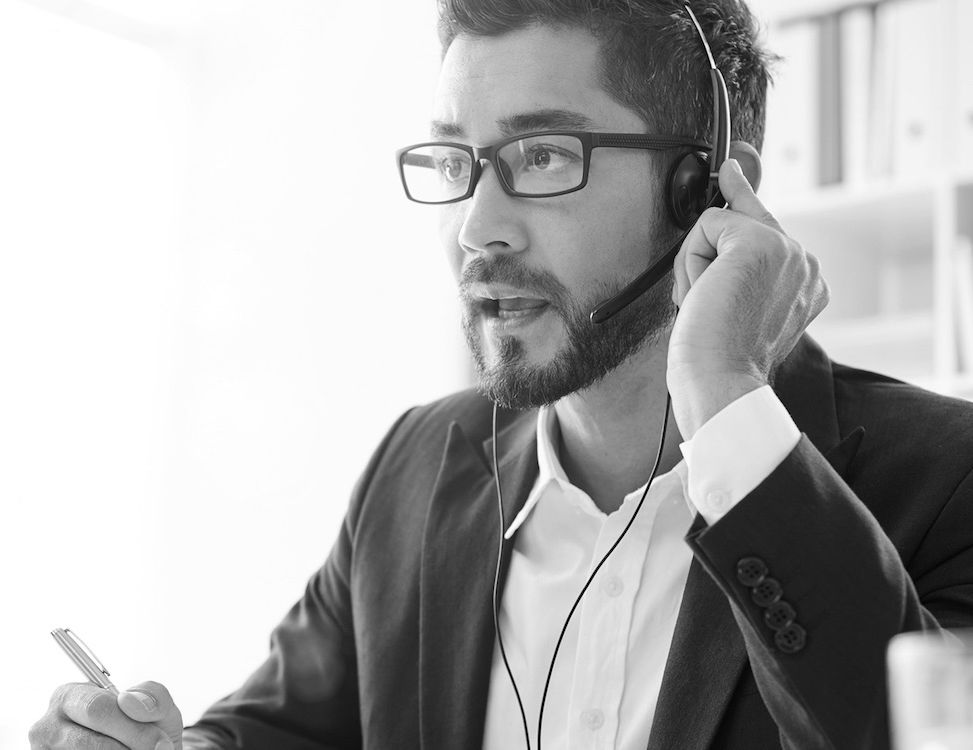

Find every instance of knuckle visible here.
[52,723,78,749]
[30,716,119,750]
[820,278,832,306]
[59,723,124,750]
[28,716,52,747]
[81,691,116,724]
[54,724,78,748]
[66,726,104,750]
[807,253,822,280]
[49,683,74,709]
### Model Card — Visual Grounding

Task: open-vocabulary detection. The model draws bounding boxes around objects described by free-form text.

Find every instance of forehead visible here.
[432,25,645,142]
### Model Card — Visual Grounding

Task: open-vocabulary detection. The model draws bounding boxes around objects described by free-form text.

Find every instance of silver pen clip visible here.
[65,629,111,677]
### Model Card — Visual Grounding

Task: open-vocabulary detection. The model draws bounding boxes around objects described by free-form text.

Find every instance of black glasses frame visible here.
[396,130,711,204]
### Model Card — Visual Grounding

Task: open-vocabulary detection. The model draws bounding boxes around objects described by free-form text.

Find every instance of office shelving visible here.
[751,0,973,398]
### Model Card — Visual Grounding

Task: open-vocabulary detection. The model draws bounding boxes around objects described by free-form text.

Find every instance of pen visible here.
[51,627,119,695]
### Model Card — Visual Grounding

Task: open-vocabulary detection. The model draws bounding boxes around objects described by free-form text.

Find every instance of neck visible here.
[553,331,684,514]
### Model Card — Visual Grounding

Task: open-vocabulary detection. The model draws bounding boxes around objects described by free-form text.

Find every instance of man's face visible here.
[434,25,675,409]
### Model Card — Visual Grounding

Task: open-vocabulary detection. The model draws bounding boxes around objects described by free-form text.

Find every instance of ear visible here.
[728,140,762,193]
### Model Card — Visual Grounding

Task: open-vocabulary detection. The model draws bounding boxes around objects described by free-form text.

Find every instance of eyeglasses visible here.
[396,130,710,205]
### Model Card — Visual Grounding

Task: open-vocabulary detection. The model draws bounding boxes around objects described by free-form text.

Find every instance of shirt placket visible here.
[565,490,659,750]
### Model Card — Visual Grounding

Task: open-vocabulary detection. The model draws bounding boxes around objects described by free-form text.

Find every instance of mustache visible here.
[458,256,569,309]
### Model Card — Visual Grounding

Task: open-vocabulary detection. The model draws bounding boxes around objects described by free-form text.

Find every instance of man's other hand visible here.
[29,681,184,750]
[668,157,830,438]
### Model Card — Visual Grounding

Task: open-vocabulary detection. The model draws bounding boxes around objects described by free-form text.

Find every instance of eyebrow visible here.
[430,109,601,140]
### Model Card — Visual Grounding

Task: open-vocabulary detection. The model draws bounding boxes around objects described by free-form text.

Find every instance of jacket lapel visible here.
[419,410,538,750]
[648,335,865,750]
[647,558,748,750]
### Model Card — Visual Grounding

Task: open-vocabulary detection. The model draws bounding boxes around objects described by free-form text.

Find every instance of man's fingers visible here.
[674,217,720,291]
[672,240,692,305]
[29,717,130,750]
[718,159,783,233]
[119,681,184,744]
[118,681,176,722]
[673,159,793,300]
[59,684,173,750]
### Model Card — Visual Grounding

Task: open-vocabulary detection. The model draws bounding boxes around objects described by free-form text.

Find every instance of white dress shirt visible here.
[482,386,799,750]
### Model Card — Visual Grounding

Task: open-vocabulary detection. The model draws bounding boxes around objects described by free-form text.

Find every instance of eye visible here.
[522,143,580,172]
[438,155,469,183]
[529,147,553,169]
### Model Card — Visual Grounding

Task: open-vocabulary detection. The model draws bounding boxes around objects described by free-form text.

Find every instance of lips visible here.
[471,292,549,320]
[461,281,554,323]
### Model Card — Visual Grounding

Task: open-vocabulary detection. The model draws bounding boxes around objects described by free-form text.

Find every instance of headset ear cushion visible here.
[666,151,710,229]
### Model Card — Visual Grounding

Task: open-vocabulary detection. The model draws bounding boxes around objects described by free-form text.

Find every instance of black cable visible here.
[491,402,532,750]
[491,392,673,750]
[535,391,673,750]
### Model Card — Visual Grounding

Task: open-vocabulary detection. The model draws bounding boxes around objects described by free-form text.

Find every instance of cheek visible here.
[560,205,656,286]
[561,170,660,278]
[437,206,465,279]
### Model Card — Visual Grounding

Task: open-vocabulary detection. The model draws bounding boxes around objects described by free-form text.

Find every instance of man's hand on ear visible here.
[667,157,829,439]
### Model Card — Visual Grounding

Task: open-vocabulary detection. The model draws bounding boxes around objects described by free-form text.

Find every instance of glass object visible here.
[887,629,973,750]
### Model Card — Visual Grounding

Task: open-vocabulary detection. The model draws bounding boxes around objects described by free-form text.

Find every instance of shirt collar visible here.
[504,405,694,539]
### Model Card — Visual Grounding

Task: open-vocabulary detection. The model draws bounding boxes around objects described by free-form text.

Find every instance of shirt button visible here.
[580,708,604,730]
[602,575,624,597]
[705,490,730,514]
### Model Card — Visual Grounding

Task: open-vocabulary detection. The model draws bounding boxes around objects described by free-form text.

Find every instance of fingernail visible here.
[155,740,173,750]
[727,157,742,173]
[129,690,158,712]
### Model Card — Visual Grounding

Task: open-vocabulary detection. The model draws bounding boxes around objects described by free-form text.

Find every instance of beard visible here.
[460,254,675,410]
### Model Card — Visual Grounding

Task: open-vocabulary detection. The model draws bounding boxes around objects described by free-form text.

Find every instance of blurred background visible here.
[1,0,971,745]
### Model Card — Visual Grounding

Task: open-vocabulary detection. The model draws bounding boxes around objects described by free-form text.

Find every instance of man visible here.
[30,1,973,748]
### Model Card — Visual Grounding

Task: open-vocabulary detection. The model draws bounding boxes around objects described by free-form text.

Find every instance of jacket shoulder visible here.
[833,363,973,438]
[397,388,496,445]
[832,362,973,485]
[354,388,495,497]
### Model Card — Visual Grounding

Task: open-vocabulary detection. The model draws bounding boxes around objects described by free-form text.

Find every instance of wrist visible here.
[667,365,766,439]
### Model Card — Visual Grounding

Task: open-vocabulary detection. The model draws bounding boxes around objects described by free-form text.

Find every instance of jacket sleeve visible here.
[686,436,973,750]
[181,409,414,750]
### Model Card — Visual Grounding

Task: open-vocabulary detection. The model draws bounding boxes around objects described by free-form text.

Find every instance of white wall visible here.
[0,0,464,744]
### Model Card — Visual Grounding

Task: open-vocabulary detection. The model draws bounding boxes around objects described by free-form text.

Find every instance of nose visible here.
[455,159,529,257]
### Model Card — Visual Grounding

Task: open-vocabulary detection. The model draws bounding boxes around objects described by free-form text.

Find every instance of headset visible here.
[491,5,734,750]
[589,3,731,325]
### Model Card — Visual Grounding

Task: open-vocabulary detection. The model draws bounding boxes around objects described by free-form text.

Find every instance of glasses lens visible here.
[400,145,472,203]
[497,134,585,195]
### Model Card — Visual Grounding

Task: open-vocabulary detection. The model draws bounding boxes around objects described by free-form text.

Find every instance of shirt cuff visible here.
[678,384,800,525]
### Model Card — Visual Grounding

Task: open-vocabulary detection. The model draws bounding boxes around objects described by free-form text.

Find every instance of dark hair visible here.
[437,0,775,152]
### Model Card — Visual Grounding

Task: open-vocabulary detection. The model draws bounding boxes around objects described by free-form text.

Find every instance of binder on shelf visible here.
[955,0,973,172]
[866,0,897,181]
[817,12,842,185]
[761,20,819,196]
[838,5,872,187]
[890,0,940,179]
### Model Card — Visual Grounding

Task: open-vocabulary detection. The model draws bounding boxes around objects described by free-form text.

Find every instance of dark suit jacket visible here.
[184,336,973,750]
